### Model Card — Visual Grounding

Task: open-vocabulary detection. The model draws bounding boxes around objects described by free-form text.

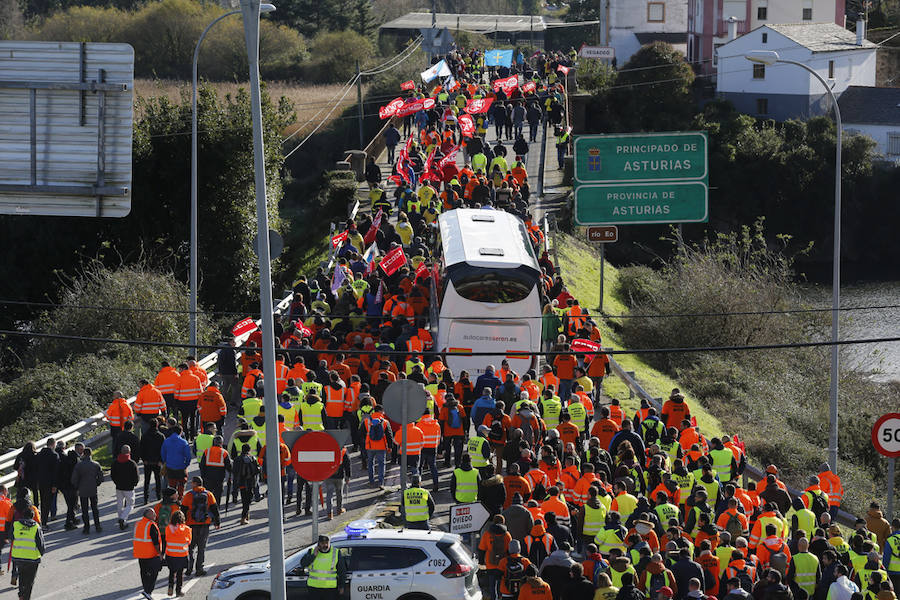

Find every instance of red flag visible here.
[492,75,519,94]
[415,262,428,279]
[423,97,435,110]
[232,317,258,337]
[364,209,383,246]
[296,323,313,338]
[448,78,461,92]
[439,144,460,169]
[521,81,536,94]
[379,97,405,119]
[396,99,425,118]
[464,97,494,114]
[571,338,602,353]
[331,230,348,248]
[380,246,407,276]
[458,114,475,138]
[400,80,415,91]
[557,65,570,75]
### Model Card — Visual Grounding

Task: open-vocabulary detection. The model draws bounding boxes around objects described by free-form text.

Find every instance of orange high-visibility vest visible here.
[344,381,361,412]
[133,517,161,559]
[175,371,202,402]
[165,524,192,557]
[324,385,346,418]
[106,397,133,427]
[418,417,441,449]
[154,366,179,395]
[134,384,166,415]
[203,446,228,468]
[396,424,424,455]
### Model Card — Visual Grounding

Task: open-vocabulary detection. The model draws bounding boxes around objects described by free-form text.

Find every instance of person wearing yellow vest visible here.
[452,455,481,503]
[786,536,820,599]
[886,518,900,593]
[403,475,436,530]
[133,507,162,599]
[164,510,192,597]
[582,486,609,547]
[300,393,326,432]
[239,388,263,420]
[299,535,347,600]
[193,422,217,461]
[10,501,44,600]
[468,425,493,476]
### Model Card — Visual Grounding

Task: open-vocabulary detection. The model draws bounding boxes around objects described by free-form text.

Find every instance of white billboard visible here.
[0,41,134,217]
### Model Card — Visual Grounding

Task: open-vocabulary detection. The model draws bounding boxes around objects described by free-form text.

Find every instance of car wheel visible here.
[397,594,436,600]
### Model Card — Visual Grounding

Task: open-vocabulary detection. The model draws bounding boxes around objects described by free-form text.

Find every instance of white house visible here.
[716,22,877,121]
[606,0,689,65]
[838,86,900,163]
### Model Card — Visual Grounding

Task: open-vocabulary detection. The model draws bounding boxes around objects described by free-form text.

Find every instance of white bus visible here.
[435,208,543,376]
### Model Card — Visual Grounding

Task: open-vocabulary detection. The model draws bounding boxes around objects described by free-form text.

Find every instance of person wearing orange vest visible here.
[154,361,180,416]
[363,406,393,488]
[180,476,220,577]
[187,357,208,388]
[608,398,625,428]
[106,392,134,457]
[417,409,442,492]
[541,486,571,528]
[818,462,843,517]
[199,437,231,505]
[198,382,227,433]
[323,373,346,429]
[164,510,192,597]
[661,389,691,431]
[395,422,425,476]
[175,363,203,440]
[241,363,263,399]
[134,379,166,437]
[274,353,290,395]
[0,484,11,573]
[133,507,162,598]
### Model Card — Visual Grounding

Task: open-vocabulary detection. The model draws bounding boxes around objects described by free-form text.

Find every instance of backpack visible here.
[448,408,462,429]
[157,502,176,527]
[809,492,829,519]
[642,418,660,444]
[488,421,504,442]
[734,566,754,592]
[768,548,789,576]
[191,490,209,523]
[646,571,669,597]
[505,556,526,594]
[236,455,258,484]
[368,417,385,442]
[725,511,745,541]
[489,532,508,565]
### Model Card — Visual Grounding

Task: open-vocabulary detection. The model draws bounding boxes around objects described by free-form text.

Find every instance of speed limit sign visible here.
[871,413,900,458]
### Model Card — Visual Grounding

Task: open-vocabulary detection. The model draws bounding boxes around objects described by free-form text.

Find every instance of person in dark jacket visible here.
[615,571,647,600]
[565,563,596,600]
[545,511,574,551]
[479,464,507,516]
[14,442,40,510]
[384,122,401,163]
[115,420,141,462]
[324,449,351,519]
[35,438,59,530]
[56,442,81,530]
[111,444,140,530]
[71,447,103,534]
[539,544,578,600]
[474,365,503,399]
[609,420,646,467]
[140,417,165,505]
[670,548,706,600]
[365,157,382,189]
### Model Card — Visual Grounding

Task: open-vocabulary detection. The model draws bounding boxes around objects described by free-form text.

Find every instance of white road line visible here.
[112,563,216,600]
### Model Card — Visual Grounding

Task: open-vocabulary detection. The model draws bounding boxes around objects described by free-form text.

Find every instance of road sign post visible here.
[449,502,491,535]
[578,45,615,60]
[587,226,617,312]
[290,430,343,543]
[383,380,428,493]
[872,413,900,520]
[574,132,708,226]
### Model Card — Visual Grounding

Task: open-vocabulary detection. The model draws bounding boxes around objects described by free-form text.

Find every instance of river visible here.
[804,281,900,382]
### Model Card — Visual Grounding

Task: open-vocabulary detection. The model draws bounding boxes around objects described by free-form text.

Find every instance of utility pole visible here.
[356,59,364,149]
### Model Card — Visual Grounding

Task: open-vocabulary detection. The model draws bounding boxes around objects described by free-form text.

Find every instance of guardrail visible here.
[603,354,860,527]
[0,292,296,489]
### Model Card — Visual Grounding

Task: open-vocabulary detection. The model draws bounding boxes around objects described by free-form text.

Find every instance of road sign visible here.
[420,27,453,56]
[382,379,428,425]
[253,229,284,259]
[282,429,351,450]
[449,502,491,534]
[0,41,134,217]
[587,225,618,243]
[575,181,709,225]
[290,430,341,482]
[574,132,708,184]
[872,413,900,458]
[579,45,615,59]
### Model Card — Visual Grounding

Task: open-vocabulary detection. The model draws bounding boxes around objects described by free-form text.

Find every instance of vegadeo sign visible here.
[872,413,900,458]
[449,502,490,534]
[574,132,708,184]
[579,45,615,59]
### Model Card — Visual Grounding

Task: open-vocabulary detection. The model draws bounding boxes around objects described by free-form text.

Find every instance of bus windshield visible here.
[447,265,538,304]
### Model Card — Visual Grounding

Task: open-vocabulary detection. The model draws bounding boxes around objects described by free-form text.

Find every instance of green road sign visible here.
[574,181,709,225]
[574,132,708,184]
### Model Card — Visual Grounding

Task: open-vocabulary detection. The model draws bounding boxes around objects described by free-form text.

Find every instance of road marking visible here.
[111,563,216,600]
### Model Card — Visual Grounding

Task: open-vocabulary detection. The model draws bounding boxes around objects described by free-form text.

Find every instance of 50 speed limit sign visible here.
[871,413,900,458]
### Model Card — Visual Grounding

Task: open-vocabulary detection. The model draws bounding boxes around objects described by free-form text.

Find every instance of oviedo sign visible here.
[574,132,709,226]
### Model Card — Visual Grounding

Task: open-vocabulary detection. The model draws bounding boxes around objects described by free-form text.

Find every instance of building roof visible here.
[765,22,877,52]
[381,12,550,33]
[635,32,688,45]
[838,86,900,125]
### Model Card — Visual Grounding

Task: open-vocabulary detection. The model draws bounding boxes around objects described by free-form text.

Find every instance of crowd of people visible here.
[1,45,899,600]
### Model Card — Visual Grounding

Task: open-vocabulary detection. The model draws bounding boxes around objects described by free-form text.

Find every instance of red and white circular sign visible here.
[290,431,341,482]
[871,413,900,458]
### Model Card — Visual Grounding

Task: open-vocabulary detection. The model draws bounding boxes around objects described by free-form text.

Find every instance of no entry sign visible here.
[290,430,341,481]
[872,413,900,458]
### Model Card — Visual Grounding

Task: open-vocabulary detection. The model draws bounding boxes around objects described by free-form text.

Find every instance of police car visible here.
[208,521,481,600]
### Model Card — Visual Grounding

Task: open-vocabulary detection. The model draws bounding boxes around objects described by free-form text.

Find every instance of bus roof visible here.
[438,209,540,271]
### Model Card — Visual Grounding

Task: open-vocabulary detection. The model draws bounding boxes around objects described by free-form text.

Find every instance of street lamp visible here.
[745,50,843,473]
[189,3,275,350]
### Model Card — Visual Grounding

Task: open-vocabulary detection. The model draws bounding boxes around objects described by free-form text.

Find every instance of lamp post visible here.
[745,50,843,473]
[190,4,275,350]
[239,0,287,598]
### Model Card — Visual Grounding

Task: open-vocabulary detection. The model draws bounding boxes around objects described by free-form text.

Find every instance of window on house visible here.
[758,6,768,20]
[713,43,723,66]
[762,33,768,43]
[828,60,835,79]
[803,7,813,20]
[888,133,900,156]
[753,64,766,79]
[648,2,666,22]
[756,98,769,114]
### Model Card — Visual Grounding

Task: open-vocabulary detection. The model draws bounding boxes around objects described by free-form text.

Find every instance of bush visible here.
[616,265,662,308]
[303,31,374,83]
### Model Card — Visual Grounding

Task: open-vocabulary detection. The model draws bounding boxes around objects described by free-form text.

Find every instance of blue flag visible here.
[484,49,513,67]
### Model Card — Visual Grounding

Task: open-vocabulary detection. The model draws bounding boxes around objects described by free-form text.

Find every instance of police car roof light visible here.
[345,519,377,538]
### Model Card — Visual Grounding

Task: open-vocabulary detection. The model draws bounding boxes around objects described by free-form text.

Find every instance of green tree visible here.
[304,30,375,83]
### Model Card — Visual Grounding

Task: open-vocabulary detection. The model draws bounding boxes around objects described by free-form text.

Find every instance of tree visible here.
[608,42,696,131]
[304,31,375,83]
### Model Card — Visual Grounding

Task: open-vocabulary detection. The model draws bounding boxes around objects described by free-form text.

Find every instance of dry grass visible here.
[133,78,368,137]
